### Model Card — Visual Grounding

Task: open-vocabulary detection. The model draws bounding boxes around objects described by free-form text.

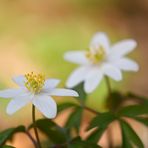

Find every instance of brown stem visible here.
[84,106,100,115]
[32,105,42,148]
[26,131,38,148]
[105,76,114,148]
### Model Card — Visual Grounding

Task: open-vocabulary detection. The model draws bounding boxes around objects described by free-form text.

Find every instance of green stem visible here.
[84,106,100,115]
[76,98,100,115]
[32,105,42,148]
[105,76,113,148]
[105,76,111,96]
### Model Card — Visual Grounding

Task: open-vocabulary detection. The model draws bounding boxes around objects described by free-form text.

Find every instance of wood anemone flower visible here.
[0,72,79,118]
[64,32,139,93]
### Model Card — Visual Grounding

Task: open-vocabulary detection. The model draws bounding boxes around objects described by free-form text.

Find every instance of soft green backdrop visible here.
[0,0,144,127]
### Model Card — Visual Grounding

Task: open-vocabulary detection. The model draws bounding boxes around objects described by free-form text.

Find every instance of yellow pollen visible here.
[25,72,45,93]
[86,46,105,64]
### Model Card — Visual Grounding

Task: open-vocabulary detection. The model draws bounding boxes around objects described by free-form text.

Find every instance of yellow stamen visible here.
[86,46,105,64]
[25,72,45,93]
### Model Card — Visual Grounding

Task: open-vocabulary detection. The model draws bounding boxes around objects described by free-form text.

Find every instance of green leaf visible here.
[69,137,101,148]
[118,104,148,117]
[58,102,78,113]
[127,92,148,104]
[32,119,68,144]
[106,91,124,112]
[72,82,87,102]
[65,106,83,133]
[121,124,133,148]
[87,112,117,143]
[88,112,117,129]
[1,146,15,148]
[86,127,106,143]
[0,126,25,146]
[132,117,148,127]
[120,119,144,148]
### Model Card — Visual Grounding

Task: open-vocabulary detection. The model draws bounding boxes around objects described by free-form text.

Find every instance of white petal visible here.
[33,95,57,119]
[47,88,79,97]
[84,68,103,93]
[66,66,89,88]
[90,32,110,53]
[6,94,32,115]
[102,64,122,81]
[12,75,26,87]
[64,51,89,65]
[43,79,60,90]
[115,58,139,72]
[0,89,23,98]
[110,39,137,59]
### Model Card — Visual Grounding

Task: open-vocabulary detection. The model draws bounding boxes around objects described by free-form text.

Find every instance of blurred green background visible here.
[0,0,148,130]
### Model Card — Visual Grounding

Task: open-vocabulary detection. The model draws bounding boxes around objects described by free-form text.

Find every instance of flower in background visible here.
[0,72,78,118]
[64,32,139,93]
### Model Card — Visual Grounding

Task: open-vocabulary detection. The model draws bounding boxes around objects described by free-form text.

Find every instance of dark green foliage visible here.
[118,104,148,117]
[0,126,25,146]
[58,102,78,113]
[0,90,147,147]
[30,119,69,144]
[68,137,101,148]
[86,127,107,143]
[132,117,148,126]
[121,124,133,148]
[1,146,15,148]
[87,112,117,143]
[106,91,124,112]
[71,82,87,103]
[87,95,148,146]
[65,106,83,133]
[120,120,144,148]
[127,92,148,104]
[88,112,117,129]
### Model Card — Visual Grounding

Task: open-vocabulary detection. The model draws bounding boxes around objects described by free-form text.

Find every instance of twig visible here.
[26,131,38,148]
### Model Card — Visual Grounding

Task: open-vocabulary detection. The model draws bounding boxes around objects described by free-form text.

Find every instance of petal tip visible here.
[63,52,69,60]
[84,84,93,94]
[93,32,107,37]
[66,80,75,88]
[130,39,137,50]
[48,113,57,119]
[84,87,93,94]
[73,91,79,97]
[67,89,79,97]
[6,108,14,115]
[114,73,123,81]
[46,108,57,119]
[133,64,140,72]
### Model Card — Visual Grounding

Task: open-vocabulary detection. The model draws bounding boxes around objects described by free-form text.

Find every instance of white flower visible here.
[0,72,78,118]
[64,32,139,93]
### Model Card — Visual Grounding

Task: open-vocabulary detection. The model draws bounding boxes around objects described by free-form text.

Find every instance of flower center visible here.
[85,46,106,64]
[25,72,45,93]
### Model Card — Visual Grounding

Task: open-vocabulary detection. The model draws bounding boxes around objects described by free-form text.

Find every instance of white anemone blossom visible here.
[0,72,78,118]
[64,32,139,93]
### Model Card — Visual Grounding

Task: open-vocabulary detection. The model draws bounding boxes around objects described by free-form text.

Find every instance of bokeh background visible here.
[0,0,148,147]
